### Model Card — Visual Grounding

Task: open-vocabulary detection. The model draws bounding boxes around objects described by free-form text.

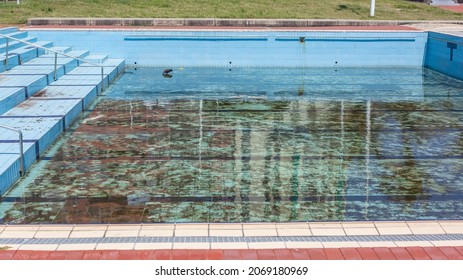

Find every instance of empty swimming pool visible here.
[1,66,463,224]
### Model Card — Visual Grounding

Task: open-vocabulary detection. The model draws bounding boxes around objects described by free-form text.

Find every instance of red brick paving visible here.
[405,247,432,260]
[306,248,328,260]
[389,247,414,260]
[438,246,463,260]
[372,247,396,260]
[422,247,448,260]
[289,248,310,260]
[323,248,345,260]
[2,247,463,260]
[356,248,379,260]
[256,249,276,260]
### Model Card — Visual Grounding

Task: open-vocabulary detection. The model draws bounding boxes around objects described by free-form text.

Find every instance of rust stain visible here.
[33,89,48,97]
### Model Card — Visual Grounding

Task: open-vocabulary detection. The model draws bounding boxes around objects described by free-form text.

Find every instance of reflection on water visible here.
[1,67,463,223]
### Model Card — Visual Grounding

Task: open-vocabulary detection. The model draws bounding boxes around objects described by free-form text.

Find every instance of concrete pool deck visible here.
[2,21,463,260]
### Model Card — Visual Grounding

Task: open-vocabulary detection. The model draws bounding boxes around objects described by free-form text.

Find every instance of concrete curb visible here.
[27,18,463,27]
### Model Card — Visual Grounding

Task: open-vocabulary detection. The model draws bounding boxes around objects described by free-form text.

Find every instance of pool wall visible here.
[425,32,463,81]
[27,30,427,67]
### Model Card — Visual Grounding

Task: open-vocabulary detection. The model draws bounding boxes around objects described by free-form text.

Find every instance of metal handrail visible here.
[0,125,25,176]
[0,33,106,91]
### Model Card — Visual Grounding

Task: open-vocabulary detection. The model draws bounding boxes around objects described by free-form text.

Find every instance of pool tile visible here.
[209,223,243,230]
[139,230,174,237]
[69,230,106,238]
[439,223,463,234]
[134,243,173,250]
[141,224,175,230]
[242,223,276,229]
[29,251,51,260]
[210,242,248,249]
[18,244,59,251]
[73,225,108,231]
[277,228,311,236]
[175,229,208,237]
[394,241,434,247]
[408,225,445,235]
[248,242,286,249]
[0,244,20,250]
[342,222,376,228]
[357,241,397,248]
[0,230,36,238]
[173,242,210,249]
[210,229,243,237]
[107,225,142,231]
[375,226,412,235]
[323,242,360,248]
[96,243,135,250]
[38,225,75,231]
[309,222,343,229]
[275,223,309,229]
[431,240,463,247]
[285,242,324,248]
[57,243,97,251]
[343,227,379,236]
[105,230,140,237]
[34,230,71,238]
[311,228,346,236]
[243,229,278,236]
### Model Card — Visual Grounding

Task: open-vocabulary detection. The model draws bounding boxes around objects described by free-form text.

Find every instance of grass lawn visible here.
[0,0,463,25]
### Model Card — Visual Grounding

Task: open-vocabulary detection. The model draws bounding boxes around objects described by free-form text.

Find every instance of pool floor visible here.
[1,67,463,223]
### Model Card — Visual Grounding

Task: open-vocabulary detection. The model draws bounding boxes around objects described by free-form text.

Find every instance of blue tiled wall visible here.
[28,30,428,67]
[425,32,463,80]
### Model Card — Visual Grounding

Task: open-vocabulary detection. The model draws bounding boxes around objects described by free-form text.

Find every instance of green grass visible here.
[0,0,462,25]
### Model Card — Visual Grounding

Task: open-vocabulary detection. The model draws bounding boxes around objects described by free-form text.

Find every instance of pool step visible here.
[0,26,125,195]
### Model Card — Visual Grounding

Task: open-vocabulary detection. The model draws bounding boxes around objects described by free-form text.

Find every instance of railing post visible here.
[54,52,58,81]
[0,125,25,176]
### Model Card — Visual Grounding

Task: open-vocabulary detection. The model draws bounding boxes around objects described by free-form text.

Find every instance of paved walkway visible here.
[1,221,463,259]
[2,246,463,260]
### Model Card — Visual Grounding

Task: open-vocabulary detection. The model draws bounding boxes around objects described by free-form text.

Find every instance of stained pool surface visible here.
[1,67,463,223]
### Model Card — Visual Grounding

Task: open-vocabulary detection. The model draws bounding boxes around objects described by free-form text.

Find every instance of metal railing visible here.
[0,125,25,176]
[0,33,106,92]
